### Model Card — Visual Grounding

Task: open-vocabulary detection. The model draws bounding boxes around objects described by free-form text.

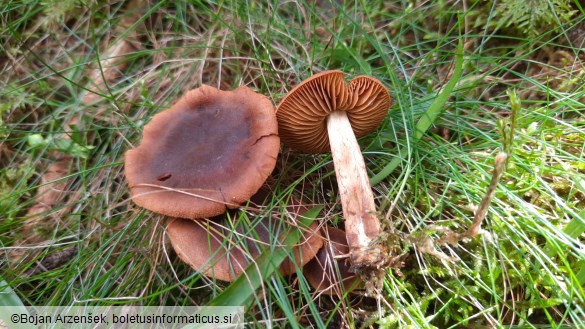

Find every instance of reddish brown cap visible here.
[304,226,362,296]
[276,70,390,153]
[167,201,324,282]
[124,85,279,219]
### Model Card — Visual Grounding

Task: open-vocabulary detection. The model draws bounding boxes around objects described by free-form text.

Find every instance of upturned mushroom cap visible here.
[276,70,390,153]
[167,201,324,282]
[304,226,362,296]
[125,85,279,218]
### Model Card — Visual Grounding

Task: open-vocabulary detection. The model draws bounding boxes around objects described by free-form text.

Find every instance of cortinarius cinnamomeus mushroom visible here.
[125,85,280,219]
[167,197,323,282]
[277,71,390,272]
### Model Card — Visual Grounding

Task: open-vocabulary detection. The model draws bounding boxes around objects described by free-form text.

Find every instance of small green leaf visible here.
[27,134,46,147]
[0,279,31,329]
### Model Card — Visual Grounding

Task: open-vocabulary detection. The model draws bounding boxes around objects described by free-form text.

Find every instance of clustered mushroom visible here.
[125,85,322,282]
[125,71,390,295]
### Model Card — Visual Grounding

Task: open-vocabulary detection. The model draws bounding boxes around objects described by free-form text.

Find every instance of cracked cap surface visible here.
[124,85,279,218]
[276,70,390,153]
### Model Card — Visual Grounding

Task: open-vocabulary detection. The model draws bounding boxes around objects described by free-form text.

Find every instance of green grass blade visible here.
[0,279,30,329]
[563,211,585,239]
[0,279,26,308]
[413,41,464,141]
[576,261,585,286]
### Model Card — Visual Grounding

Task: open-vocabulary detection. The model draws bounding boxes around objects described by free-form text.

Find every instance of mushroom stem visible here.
[326,110,382,268]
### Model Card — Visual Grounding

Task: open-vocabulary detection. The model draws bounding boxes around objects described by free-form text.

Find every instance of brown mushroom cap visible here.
[125,85,279,218]
[167,201,324,282]
[304,226,362,296]
[276,70,390,153]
